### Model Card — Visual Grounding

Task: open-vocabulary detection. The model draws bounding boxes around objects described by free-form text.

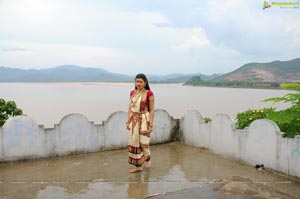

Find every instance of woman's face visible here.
[135,78,146,90]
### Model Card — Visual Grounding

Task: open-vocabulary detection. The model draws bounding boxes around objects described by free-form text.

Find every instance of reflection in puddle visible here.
[1,142,300,199]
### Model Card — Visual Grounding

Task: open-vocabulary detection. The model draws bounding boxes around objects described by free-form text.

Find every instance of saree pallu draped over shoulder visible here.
[128,88,152,167]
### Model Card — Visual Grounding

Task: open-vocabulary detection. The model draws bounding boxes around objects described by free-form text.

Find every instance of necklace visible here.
[131,88,145,108]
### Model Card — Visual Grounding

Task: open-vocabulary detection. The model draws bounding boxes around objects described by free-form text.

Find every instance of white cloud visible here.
[207,0,251,22]
[137,11,172,26]
[0,40,137,68]
[0,0,216,73]
[171,28,212,51]
[0,0,106,41]
[282,17,300,48]
[0,0,299,74]
[203,0,300,60]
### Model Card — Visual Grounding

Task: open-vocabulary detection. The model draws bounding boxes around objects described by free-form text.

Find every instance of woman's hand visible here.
[147,126,153,134]
[126,122,130,130]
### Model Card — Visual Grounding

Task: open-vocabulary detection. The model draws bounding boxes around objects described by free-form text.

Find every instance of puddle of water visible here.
[1,142,300,199]
[149,176,295,199]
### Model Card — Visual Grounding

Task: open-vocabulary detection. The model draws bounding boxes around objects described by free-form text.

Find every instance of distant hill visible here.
[0,65,219,83]
[213,58,300,83]
[0,65,132,82]
[149,73,219,83]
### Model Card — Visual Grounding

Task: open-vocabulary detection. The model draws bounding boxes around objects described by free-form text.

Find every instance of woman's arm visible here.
[126,103,131,130]
[126,91,134,130]
[148,95,154,133]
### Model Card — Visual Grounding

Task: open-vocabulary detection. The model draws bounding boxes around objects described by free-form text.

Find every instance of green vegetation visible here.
[0,99,23,127]
[236,108,275,129]
[184,76,204,85]
[280,83,300,91]
[204,117,212,123]
[184,77,281,89]
[236,83,300,138]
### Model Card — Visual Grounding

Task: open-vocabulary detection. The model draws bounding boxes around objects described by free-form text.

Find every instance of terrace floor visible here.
[1,142,300,199]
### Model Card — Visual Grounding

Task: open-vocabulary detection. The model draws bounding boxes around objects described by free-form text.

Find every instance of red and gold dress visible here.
[127,88,154,167]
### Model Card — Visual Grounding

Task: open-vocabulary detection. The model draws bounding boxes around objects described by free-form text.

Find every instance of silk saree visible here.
[127,88,154,167]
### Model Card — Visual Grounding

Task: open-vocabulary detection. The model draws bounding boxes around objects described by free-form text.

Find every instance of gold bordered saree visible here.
[127,88,153,167]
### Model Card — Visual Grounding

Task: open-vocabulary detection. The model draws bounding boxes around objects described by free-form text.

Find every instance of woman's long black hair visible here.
[135,73,150,90]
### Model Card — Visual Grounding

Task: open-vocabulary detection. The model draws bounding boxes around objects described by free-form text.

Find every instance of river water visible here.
[0,83,291,127]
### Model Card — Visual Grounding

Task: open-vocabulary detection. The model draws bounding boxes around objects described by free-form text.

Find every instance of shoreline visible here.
[183,84,285,91]
[0,82,134,86]
[0,81,288,90]
[0,82,293,91]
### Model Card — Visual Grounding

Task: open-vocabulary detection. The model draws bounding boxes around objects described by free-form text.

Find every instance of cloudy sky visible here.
[0,0,299,75]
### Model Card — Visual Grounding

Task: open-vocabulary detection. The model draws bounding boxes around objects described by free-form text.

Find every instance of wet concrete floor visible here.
[0,142,300,199]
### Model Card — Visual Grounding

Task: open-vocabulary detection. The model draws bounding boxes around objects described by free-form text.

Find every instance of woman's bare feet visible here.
[129,166,143,173]
[144,160,151,168]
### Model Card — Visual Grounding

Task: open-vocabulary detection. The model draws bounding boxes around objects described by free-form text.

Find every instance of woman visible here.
[126,74,155,173]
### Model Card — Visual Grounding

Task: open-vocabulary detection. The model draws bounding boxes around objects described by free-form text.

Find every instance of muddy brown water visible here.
[0,83,291,128]
[1,142,299,199]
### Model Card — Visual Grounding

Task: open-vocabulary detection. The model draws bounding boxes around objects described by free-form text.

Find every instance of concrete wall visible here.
[0,109,176,162]
[180,110,300,178]
[1,109,299,179]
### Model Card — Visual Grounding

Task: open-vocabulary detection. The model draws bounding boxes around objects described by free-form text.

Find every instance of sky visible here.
[0,0,299,75]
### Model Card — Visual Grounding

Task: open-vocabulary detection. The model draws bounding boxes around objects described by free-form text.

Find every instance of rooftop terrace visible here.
[1,142,300,199]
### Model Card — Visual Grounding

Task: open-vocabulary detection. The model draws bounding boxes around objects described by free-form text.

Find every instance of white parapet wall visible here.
[180,110,300,178]
[1,109,299,179]
[0,109,176,162]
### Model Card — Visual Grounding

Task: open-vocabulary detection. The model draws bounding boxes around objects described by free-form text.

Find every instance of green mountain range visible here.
[0,65,132,82]
[0,65,217,83]
[2,58,298,85]
[184,58,300,88]
[214,58,300,83]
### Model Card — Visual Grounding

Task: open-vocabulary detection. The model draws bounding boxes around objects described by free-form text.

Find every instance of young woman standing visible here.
[126,74,154,173]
